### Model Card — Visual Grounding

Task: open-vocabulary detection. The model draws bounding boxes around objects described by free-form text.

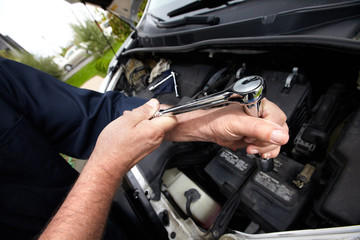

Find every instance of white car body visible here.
[58,45,88,72]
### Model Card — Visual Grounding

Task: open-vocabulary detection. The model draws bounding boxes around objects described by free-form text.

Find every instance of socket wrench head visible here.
[231,75,266,117]
[231,75,265,104]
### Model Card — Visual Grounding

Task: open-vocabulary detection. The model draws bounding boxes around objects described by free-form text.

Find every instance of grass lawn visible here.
[65,41,122,87]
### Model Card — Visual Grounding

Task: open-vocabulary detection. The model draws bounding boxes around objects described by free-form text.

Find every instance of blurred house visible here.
[0,33,27,56]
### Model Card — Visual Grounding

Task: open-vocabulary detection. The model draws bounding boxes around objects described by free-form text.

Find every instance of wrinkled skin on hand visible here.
[209,98,289,158]
[166,98,289,159]
[90,99,177,180]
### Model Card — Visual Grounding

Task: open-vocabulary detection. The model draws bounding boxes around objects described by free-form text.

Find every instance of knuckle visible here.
[280,111,287,123]
[249,118,264,137]
[270,147,281,158]
[135,106,150,116]
[123,110,131,116]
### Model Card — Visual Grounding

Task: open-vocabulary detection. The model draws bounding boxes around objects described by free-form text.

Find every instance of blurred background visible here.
[0,0,145,84]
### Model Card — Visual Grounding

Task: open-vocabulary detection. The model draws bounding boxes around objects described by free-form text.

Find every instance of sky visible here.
[0,0,104,57]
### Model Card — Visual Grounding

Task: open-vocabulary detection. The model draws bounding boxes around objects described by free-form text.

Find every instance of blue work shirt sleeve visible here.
[0,57,147,159]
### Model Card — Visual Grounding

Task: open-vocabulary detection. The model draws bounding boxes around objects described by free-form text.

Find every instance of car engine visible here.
[110,45,360,239]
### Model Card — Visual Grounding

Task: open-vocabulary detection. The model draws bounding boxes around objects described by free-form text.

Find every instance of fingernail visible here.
[262,152,271,158]
[249,149,259,155]
[271,130,285,144]
[146,99,158,108]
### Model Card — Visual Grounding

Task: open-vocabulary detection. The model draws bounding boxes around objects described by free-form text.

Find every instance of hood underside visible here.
[65,0,143,24]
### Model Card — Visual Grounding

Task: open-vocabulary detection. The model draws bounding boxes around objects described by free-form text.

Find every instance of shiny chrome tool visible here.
[153,75,266,118]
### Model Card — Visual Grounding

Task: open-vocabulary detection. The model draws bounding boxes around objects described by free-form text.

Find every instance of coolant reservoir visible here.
[162,168,221,229]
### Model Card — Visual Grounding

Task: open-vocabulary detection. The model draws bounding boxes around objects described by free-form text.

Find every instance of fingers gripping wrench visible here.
[154,75,274,172]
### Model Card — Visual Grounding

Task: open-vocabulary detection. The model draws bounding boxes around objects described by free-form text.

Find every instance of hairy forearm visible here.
[39,99,177,239]
[39,157,122,240]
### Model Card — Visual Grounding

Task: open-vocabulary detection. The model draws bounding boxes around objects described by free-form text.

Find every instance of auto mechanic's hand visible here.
[242,98,289,158]
[40,100,176,240]
[90,99,177,180]
[165,98,289,158]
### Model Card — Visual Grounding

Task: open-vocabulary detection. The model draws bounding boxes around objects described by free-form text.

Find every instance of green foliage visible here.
[1,51,63,79]
[66,1,149,87]
[65,41,122,87]
[65,59,105,87]
[0,49,13,59]
[138,0,148,19]
[21,54,63,79]
[94,58,111,73]
[107,0,147,42]
[107,13,131,42]
[71,19,114,56]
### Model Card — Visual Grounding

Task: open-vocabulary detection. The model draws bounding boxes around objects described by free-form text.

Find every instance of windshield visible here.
[147,0,190,12]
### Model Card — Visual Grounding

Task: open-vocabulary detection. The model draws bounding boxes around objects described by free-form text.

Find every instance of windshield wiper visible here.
[156,15,220,28]
[168,0,234,17]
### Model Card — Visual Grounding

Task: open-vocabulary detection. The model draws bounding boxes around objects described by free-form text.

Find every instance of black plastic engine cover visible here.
[317,109,360,225]
[239,154,315,231]
[261,69,312,137]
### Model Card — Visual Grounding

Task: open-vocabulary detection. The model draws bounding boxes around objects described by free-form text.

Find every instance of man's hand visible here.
[165,98,289,159]
[39,99,177,240]
[90,98,177,180]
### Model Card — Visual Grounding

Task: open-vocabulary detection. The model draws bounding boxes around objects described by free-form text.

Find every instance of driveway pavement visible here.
[80,75,104,92]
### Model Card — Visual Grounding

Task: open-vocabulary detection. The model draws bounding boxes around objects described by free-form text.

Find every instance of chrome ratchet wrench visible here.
[153,75,274,172]
[154,75,265,117]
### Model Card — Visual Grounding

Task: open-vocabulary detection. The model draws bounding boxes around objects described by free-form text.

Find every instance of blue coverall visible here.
[0,57,146,239]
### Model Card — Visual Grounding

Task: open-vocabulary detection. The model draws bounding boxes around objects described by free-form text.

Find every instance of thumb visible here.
[128,99,160,123]
[240,117,289,145]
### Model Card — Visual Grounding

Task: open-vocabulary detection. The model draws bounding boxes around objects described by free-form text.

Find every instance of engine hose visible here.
[184,188,201,220]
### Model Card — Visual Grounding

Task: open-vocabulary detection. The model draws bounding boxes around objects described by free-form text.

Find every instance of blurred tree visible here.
[0,49,12,59]
[18,53,64,79]
[71,19,114,56]
[0,51,63,79]
[106,12,131,43]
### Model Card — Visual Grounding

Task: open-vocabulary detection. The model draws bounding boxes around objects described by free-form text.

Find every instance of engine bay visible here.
[113,46,360,238]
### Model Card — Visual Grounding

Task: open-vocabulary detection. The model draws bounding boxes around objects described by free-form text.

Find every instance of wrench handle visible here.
[243,100,274,172]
